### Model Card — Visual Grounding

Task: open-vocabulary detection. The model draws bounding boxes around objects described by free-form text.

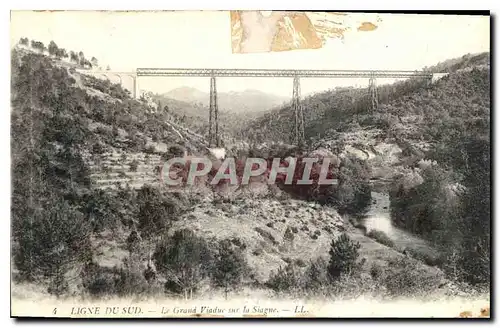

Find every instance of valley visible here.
[10,40,490,307]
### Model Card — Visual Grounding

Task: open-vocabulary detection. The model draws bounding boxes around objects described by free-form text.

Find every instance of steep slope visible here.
[245,52,489,146]
[242,53,489,180]
[11,47,208,192]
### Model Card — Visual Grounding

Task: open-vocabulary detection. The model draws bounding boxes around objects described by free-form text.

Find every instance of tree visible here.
[211,239,246,299]
[136,186,181,237]
[55,48,68,59]
[327,233,361,280]
[48,40,59,56]
[126,230,142,255]
[91,57,98,68]
[30,40,45,53]
[70,51,79,63]
[153,229,213,299]
[80,58,89,68]
[14,199,93,284]
[19,37,29,46]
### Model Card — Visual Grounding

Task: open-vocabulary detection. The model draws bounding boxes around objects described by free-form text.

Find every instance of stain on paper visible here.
[358,22,378,31]
[458,306,490,318]
[231,11,381,54]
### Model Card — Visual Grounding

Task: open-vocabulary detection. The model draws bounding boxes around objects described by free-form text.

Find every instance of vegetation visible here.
[153,229,213,299]
[10,38,490,301]
[327,233,361,280]
[366,230,395,248]
[388,66,490,285]
[211,239,247,299]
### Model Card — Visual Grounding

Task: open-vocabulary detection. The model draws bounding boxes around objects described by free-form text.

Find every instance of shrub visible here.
[405,247,444,267]
[167,144,186,158]
[303,257,330,292]
[383,257,444,297]
[144,145,156,154]
[81,263,120,297]
[81,189,122,233]
[369,263,385,280]
[366,229,395,248]
[389,166,457,238]
[327,233,361,280]
[265,263,301,293]
[126,230,142,254]
[153,229,213,299]
[136,186,184,238]
[211,239,247,299]
[47,270,69,297]
[129,159,139,172]
[14,199,93,281]
[114,257,150,297]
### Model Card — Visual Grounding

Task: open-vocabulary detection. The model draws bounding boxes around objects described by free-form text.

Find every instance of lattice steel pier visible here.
[132,69,435,146]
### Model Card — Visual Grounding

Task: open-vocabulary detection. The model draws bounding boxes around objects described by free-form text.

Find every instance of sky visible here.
[10,11,490,97]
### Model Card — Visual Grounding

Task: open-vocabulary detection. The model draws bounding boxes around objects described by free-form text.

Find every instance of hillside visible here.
[235,51,491,288]
[245,52,489,145]
[153,93,271,148]
[10,41,489,306]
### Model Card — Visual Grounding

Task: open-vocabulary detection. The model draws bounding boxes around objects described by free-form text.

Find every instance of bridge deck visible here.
[136,68,433,78]
[77,68,435,79]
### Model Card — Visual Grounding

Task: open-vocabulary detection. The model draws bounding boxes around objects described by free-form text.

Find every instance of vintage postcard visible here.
[10,10,491,318]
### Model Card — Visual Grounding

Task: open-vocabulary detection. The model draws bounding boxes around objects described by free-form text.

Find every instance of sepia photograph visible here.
[9,10,491,318]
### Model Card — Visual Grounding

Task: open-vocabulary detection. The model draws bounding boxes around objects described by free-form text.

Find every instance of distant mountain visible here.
[162,87,289,113]
[162,87,208,105]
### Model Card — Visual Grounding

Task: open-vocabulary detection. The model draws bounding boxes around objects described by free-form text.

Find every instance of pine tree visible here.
[48,40,59,56]
[153,229,212,299]
[327,233,361,280]
[211,239,246,299]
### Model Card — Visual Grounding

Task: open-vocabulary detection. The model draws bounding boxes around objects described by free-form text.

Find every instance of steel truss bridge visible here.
[78,68,436,147]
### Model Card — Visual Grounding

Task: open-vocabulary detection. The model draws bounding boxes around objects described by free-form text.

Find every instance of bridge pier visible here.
[368,73,379,111]
[132,76,139,99]
[209,75,220,147]
[292,76,305,147]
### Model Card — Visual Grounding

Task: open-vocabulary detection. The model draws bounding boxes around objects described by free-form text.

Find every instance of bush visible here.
[389,166,457,238]
[136,186,184,238]
[265,263,301,293]
[144,145,156,154]
[81,189,122,233]
[405,247,444,267]
[153,229,213,299]
[129,159,139,172]
[327,233,361,280]
[366,229,395,248]
[47,271,69,297]
[211,239,247,299]
[14,199,93,281]
[303,257,330,292]
[114,257,150,297]
[168,144,186,158]
[383,257,444,297]
[81,263,120,297]
[369,263,384,280]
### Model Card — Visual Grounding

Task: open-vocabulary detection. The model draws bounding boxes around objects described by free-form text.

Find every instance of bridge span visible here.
[77,68,437,147]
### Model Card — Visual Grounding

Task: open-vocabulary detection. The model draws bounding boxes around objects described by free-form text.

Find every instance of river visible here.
[360,191,432,252]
